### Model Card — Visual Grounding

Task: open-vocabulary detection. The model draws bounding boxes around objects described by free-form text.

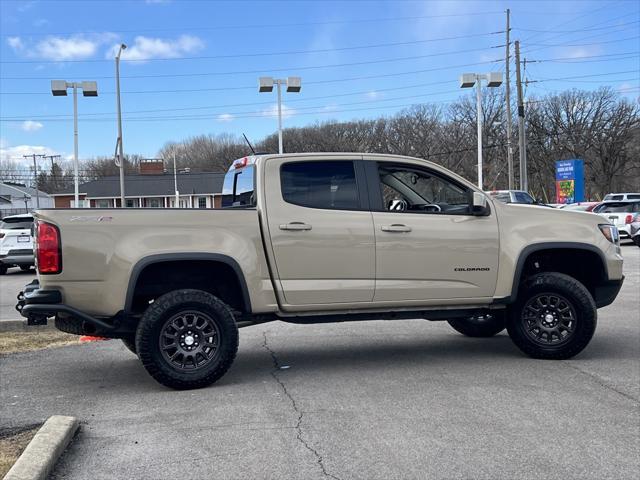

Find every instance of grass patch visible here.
[0,425,41,478]
[0,331,78,355]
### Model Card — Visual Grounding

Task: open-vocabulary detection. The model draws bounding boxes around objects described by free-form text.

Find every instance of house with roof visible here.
[0,181,54,217]
[50,160,226,209]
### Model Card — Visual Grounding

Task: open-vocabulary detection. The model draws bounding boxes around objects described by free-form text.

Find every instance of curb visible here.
[3,416,79,480]
[0,319,54,333]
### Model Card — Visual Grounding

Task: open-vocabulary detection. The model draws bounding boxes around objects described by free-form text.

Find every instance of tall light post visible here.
[115,44,127,207]
[258,76,301,154]
[459,72,503,190]
[51,80,98,208]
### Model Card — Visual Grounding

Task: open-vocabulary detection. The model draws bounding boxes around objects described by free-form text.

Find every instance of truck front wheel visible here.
[447,313,506,337]
[136,289,239,390]
[507,273,597,360]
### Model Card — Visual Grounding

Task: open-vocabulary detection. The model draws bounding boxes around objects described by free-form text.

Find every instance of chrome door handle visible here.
[381,224,412,233]
[279,222,312,231]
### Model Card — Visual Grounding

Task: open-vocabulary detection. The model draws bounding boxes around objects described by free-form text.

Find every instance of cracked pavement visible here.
[0,245,638,479]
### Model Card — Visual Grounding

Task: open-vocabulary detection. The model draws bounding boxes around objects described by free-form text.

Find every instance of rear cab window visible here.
[222,164,255,208]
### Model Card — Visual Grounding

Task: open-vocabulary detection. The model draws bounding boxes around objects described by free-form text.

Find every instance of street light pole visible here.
[115,44,127,207]
[459,72,502,190]
[475,76,484,190]
[73,83,79,207]
[276,79,283,154]
[51,80,98,208]
[258,76,301,154]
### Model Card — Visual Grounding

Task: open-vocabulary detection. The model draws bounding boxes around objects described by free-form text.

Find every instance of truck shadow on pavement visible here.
[39,328,629,393]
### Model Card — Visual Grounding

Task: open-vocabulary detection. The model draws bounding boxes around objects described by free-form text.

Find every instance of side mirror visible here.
[471,191,489,216]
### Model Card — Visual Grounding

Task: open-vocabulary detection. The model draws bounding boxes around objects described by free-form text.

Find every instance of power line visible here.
[0,58,503,95]
[525,69,638,83]
[514,19,639,34]
[0,11,505,38]
[0,31,503,65]
[0,43,501,80]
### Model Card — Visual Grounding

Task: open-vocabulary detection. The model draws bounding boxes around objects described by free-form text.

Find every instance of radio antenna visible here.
[242,133,256,155]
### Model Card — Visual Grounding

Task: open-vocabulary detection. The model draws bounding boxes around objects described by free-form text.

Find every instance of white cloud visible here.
[20,120,43,132]
[0,143,58,164]
[107,35,204,61]
[7,37,23,50]
[262,103,296,119]
[366,90,380,100]
[7,33,117,61]
[33,18,49,27]
[217,113,234,122]
[145,0,172,3]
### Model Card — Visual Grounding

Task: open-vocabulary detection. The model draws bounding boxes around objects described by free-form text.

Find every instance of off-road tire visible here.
[0,265,7,275]
[20,266,32,272]
[136,289,239,390]
[447,312,506,337]
[121,335,137,355]
[507,272,596,360]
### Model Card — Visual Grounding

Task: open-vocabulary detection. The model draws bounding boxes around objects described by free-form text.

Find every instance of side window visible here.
[377,163,470,214]
[281,161,360,210]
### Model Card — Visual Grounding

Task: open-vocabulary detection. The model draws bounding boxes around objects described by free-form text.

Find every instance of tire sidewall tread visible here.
[136,289,239,390]
[507,272,597,360]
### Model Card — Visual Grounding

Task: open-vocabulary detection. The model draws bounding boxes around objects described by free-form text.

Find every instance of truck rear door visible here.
[262,155,375,307]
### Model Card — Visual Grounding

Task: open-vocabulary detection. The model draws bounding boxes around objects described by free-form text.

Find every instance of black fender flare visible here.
[506,242,609,304]
[125,253,252,314]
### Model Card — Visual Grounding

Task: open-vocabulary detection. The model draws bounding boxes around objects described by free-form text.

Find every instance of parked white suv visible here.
[593,201,640,239]
[0,214,34,274]
[603,193,640,201]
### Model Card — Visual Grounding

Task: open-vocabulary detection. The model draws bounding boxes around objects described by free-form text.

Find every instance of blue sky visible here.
[1,0,638,165]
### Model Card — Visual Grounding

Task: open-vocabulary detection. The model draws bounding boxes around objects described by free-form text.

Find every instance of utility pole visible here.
[23,154,45,208]
[505,9,514,190]
[42,154,61,192]
[515,40,528,192]
[43,154,61,173]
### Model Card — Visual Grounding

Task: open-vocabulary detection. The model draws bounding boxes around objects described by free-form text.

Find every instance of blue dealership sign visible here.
[555,159,584,204]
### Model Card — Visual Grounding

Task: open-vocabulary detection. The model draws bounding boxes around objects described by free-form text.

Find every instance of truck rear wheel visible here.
[447,313,506,337]
[135,289,239,390]
[507,273,596,360]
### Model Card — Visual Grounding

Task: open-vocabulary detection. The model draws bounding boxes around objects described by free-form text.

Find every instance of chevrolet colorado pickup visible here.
[17,153,624,389]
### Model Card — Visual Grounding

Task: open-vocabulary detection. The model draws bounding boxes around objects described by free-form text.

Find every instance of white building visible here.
[0,182,54,217]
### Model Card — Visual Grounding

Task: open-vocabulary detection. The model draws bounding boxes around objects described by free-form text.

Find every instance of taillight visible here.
[625,214,633,224]
[36,221,62,274]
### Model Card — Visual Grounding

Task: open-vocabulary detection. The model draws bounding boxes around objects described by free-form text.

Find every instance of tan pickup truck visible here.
[17,153,624,389]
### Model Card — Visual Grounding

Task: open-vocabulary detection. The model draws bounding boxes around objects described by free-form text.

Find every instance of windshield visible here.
[594,202,640,213]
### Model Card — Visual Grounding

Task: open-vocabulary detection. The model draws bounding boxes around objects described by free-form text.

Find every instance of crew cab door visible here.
[366,159,499,302]
[263,156,375,307]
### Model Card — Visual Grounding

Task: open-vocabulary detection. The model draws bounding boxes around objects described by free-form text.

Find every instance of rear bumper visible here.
[16,281,118,331]
[594,277,624,308]
[0,250,34,266]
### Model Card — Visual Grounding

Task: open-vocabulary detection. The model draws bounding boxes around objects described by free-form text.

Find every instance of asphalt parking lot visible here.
[1,245,638,480]
[0,267,35,322]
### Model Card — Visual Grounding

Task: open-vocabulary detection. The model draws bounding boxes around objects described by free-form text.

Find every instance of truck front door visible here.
[263,156,375,308]
[367,159,499,303]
